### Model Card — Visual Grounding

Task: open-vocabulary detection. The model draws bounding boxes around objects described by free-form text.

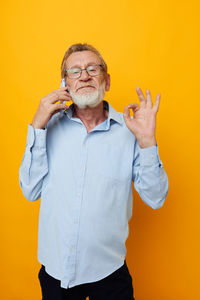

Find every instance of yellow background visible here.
[1,0,199,299]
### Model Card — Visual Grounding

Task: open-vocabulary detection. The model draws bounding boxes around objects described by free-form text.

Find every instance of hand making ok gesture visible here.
[123,87,160,149]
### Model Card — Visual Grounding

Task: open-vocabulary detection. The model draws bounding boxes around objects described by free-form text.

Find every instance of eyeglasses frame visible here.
[65,64,104,79]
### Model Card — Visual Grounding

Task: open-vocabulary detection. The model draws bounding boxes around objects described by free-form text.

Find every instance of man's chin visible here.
[73,99,102,109]
[70,83,105,110]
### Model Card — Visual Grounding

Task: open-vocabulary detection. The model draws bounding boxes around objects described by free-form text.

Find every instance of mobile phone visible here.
[60,78,68,105]
[60,78,69,113]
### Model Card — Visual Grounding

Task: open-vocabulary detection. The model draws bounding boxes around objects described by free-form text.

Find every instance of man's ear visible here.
[105,73,110,92]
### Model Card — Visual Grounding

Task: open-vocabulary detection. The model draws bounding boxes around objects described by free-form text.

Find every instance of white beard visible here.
[69,81,106,109]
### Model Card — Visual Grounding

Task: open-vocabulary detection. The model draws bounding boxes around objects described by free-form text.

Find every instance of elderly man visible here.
[19,43,168,300]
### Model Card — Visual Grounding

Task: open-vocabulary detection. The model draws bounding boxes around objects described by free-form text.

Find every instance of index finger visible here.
[59,86,69,91]
[58,88,71,97]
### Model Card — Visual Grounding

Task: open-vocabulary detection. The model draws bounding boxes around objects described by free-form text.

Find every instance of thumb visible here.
[123,105,131,121]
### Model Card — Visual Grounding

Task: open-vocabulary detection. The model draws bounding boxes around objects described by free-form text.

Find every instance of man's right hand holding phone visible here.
[31,87,71,129]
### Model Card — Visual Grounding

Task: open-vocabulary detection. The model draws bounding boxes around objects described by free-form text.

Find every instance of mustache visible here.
[76,83,97,92]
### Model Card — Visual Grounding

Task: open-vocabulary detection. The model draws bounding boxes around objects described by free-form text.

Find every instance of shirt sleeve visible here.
[19,124,49,201]
[132,140,169,209]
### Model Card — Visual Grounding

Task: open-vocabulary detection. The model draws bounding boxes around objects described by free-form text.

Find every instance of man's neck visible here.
[72,101,108,128]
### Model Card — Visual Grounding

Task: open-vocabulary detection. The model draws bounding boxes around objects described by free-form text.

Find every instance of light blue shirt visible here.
[19,100,168,289]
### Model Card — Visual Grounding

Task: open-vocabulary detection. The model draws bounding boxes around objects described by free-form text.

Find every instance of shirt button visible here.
[77,193,80,197]
[72,248,75,252]
[74,220,78,224]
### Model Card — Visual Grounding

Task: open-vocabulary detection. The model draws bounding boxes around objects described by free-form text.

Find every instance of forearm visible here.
[133,143,169,209]
[19,124,49,201]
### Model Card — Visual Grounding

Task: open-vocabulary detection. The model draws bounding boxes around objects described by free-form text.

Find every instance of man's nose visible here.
[79,69,90,80]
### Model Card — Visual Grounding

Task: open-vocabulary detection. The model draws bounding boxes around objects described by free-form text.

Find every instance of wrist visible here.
[137,136,157,149]
[31,122,45,130]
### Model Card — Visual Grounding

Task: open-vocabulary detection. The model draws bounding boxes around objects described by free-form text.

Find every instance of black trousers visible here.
[38,260,135,300]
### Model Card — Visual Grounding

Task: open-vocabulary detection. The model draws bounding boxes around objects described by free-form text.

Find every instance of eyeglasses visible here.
[65,64,104,79]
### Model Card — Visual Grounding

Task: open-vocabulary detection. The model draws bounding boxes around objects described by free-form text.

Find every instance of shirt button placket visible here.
[68,135,88,285]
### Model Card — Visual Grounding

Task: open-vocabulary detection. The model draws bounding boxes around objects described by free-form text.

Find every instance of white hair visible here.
[69,81,106,109]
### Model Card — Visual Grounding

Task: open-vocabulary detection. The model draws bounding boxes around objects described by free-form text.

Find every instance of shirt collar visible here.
[64,100,122,125]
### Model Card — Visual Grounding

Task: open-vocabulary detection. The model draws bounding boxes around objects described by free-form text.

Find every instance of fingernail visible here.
[146,89,149,93]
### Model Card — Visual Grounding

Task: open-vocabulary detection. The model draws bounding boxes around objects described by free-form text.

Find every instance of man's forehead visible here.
[66,51,101,68]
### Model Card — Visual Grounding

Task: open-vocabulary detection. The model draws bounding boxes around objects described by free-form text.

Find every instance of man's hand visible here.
[31,87,71,129]
[123,87,160,148]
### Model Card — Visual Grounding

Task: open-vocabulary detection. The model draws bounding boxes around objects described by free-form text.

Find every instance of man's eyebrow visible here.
[67,62,100,69]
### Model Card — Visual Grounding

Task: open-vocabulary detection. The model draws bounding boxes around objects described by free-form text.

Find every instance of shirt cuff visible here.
[26,124,47,148]
[138,144,160,166]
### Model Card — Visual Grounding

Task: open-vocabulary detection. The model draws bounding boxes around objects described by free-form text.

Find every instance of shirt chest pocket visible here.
[87,142,132,183]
